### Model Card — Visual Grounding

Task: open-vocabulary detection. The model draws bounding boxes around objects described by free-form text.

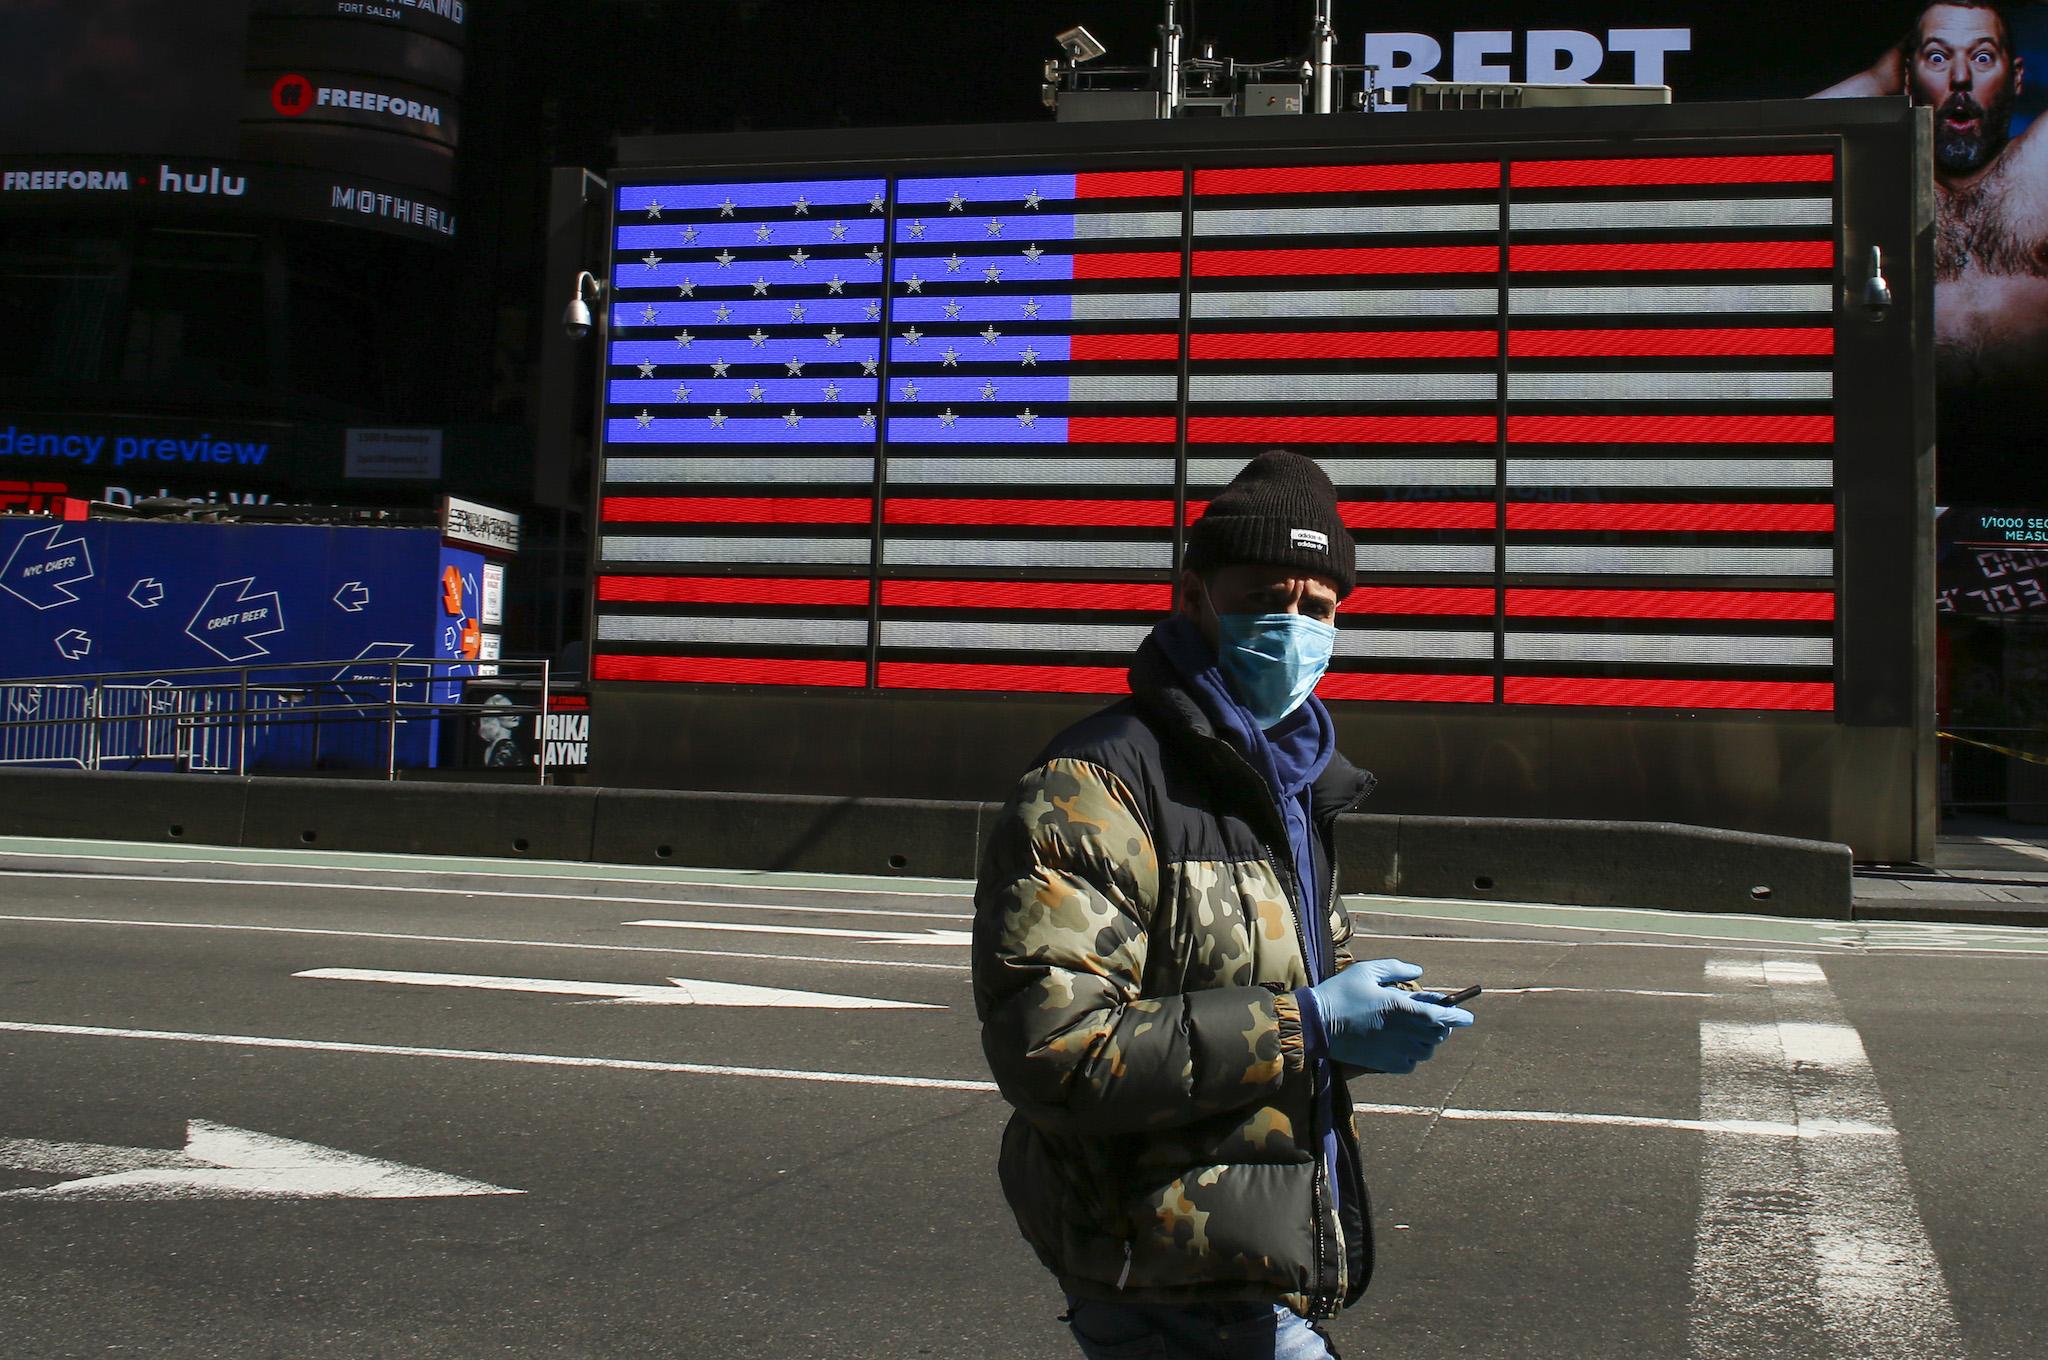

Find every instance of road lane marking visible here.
[1352,1103,1890,1139]
[1691,956,1961,1358]
[1484,987,1715,998]
[295,967,943,1010]
[626,919,971,946]
[0,1120,521,1202]
[0,913,969,971]
[0,1020,1002,1093]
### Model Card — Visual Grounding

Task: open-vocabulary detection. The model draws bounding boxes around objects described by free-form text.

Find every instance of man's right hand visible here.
[1306,958,1474,1074]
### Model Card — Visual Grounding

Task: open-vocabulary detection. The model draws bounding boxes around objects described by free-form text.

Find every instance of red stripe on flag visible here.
[1510,241,1835,273]
[594,655,867,687]
[879,661,1129,694]
[1507,588,1837,621]
[881,580,1174,611]
[598,576,871,607]
[1194,245,1498,277]
[1072,251,1183,278]
[1509,154,1835,188]
[1318,673,1496,703]
[1076,170,1185,198]
[1505,676,1835,710]
[1193,331,1499,360]
[1190,415,1497,444]
[1184,500,1497,530]
[886,498,1178,527]
[1508,327,1834,358]
[1506,503,1836,533]
[1194,163,1501,195]
[1341,587,1497,616]
[602,496,872,524]
[1071,333,1182,361]
[1507,415,1834,445]
[1068,416,1180,443]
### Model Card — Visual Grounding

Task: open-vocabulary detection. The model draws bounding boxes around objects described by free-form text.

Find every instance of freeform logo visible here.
[331,185,455,236]
[272,73,314,117]
[2,168,132,192]
[315,84,444,128]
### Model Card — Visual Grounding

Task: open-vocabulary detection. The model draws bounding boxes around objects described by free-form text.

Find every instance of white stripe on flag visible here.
[1510,197,1833,232]
[878,621,1152,651]
[1510,285,1833,315]
[883,539,1173,570]
[1357,545,1496,573]
[606,457,876,484]
[889,457,1176,485]
[603,535,872,566]
[1065,375,1182,402]
[1073,211,1185,240]
[1336,629,1496,661]
[1195,204,1499,236]
[1505,633,1833,666]
[1507,372,1834,402]
[1508,459,1834,489]
[1072,294,1183,321]
[1505,546,1835,577]
[1190,373,1497,403]
[598,615,870,646]
[1193,288,1498,319]
[1192,457,1497,487]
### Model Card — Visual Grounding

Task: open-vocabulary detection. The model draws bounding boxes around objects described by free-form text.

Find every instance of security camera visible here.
[562,270,605,339]
[1056,25,1106,64]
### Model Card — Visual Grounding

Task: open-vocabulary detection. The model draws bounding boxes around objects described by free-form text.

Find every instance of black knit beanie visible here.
[1185,450,1355,597]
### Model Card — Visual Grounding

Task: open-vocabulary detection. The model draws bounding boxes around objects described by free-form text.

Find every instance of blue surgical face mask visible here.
[1214,611,1337,729]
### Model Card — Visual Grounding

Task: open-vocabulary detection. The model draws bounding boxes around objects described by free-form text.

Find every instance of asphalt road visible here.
[1,835,2044,1359]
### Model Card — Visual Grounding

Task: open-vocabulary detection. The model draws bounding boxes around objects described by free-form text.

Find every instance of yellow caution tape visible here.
[1938,730,2048,767]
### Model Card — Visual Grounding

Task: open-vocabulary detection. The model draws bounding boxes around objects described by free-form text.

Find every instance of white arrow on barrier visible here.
[0,1120,522,1202]
[626,919,972,947]
[296,967,941,1009]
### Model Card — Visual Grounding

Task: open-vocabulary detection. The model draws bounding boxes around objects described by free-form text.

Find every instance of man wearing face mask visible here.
[973,450,1475,1360]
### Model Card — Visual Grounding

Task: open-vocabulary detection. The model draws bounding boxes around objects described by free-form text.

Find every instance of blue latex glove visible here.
[1306,959,1475,1074]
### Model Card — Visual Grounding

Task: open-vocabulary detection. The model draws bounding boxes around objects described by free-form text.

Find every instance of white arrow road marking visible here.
[626,919,971,947]
[0,1120,521,1202]
[295,967,941,1009]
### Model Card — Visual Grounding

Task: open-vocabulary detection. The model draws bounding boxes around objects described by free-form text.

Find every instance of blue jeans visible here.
[1065,1296,1338,1360]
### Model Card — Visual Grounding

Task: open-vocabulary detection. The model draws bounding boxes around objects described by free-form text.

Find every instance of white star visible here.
[751,276,771,295]
[673,330,695,348]
[1022,244,1044,263]
[677,279,696,297]
[671,382,691,402]
[828,220,848,240]
[642,251,662,269]
[901,326,923,346]
[983,263,1005,283]
[637,360,656,377]
[1017,407,1038,427]
[868,193,885,212]
[979,380,999,400]
[785,357,806,376]
[713,303,733,323]
[860,407,877,427]
[980,324,1002,345]
[900,381,920,401]
[788,247,811,268]
[944,253,965,273]
[864,246,884,264]
[940,345,961,367]
[709,409,727,428]
[938,407,959,427]
[907,220,927,240]
[822,327,845,347]
[635,409,653,428]
[714,249,736,268]
[822,381,842,402]
[787,301,807,322]
[904,274,925,294]
[682,226,698,244]
[792,195,811,215]
[946,191,966,211]
[1018,345,1040,366]
[783,408,802,427]
[717,197,737,217]
[746,382,766,402]
[645,200,663,218]
[1024,189,1043,209]
[1020,297,1042,318]
[985,217,1004,237]
[748,329,768,348]
[942,299,963,319]
[754,223,774,242]
[826,275,846,294]
[862,301,881,320]
[860,355,880,375]
[710,358,730,377]
[640,304,657,323]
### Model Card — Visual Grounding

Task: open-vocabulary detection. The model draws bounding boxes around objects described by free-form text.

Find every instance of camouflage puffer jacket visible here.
[972,637,1376,1319]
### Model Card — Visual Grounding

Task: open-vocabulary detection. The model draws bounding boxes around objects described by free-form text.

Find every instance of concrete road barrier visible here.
[0,767,250,847]
[591,787,985,877]
[237,778,599,861]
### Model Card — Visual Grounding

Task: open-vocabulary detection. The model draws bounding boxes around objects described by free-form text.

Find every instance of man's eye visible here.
[1928,51,1947,67]
[1976,51,1995,66]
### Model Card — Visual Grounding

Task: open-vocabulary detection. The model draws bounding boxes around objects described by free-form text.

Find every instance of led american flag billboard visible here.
[594,147,1840,713]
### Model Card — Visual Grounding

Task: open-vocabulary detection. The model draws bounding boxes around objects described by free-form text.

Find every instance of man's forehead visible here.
[1212,562,1340,595]
[1919,4,2009,50]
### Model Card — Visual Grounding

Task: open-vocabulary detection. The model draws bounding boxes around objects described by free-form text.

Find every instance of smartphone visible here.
[1434,984,1482,1007]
